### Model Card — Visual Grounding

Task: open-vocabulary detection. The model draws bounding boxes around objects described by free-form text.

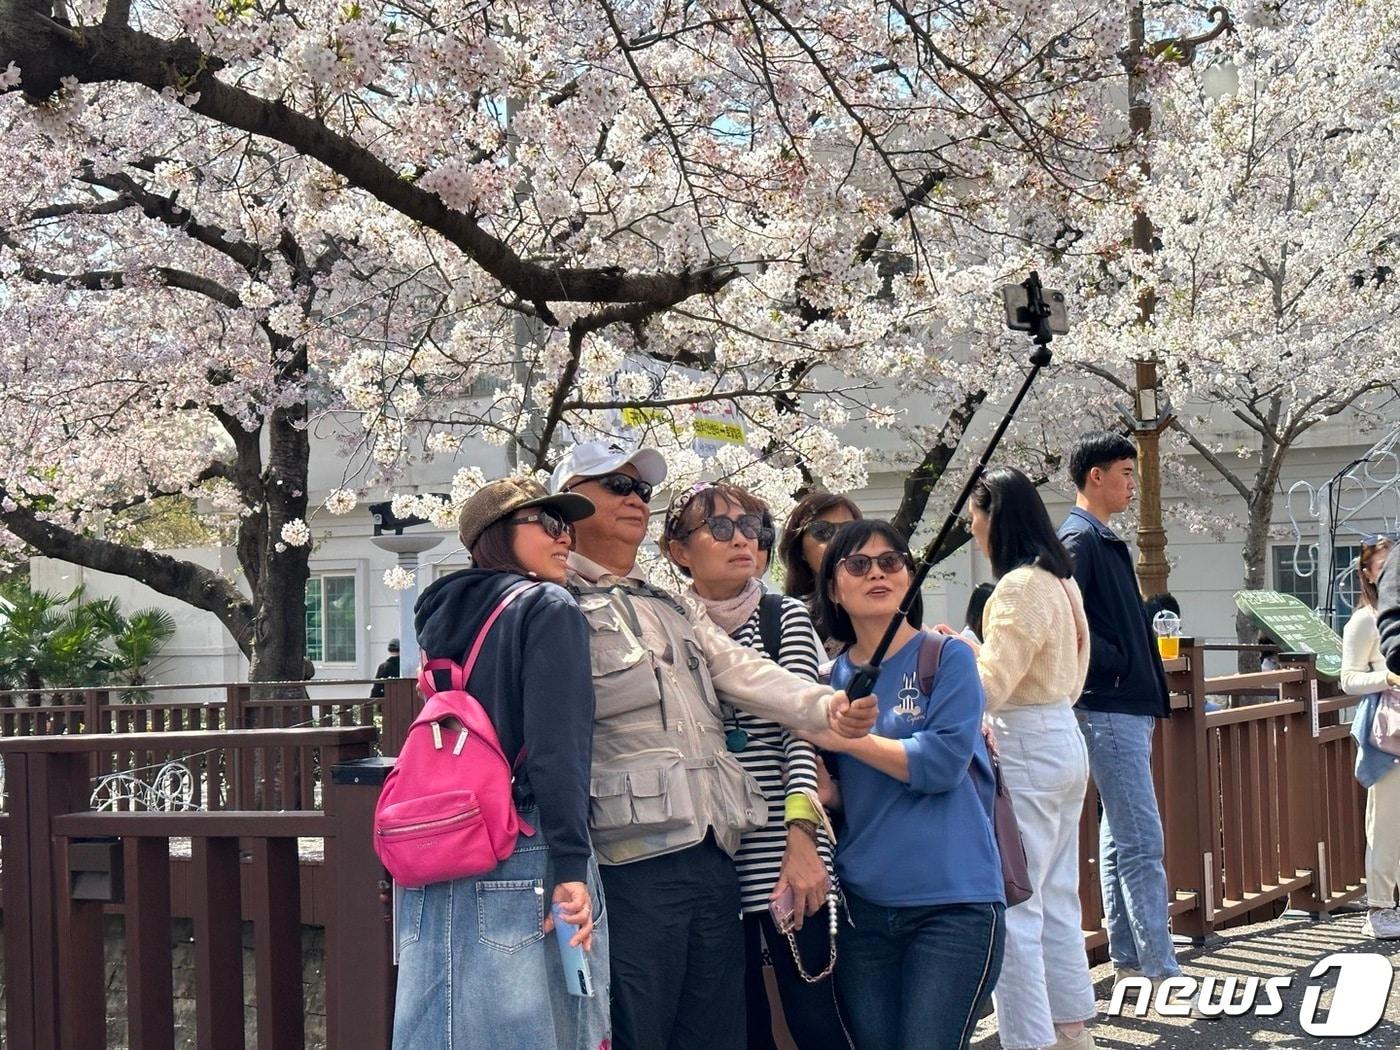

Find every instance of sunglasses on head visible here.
[570,472,654,503]
[804,519,842,545]
[686,513,775,549]
[837,550,912,577]
[510,506,573,541]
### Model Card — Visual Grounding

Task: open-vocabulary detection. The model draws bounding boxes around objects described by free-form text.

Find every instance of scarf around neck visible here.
[690,577,764,635]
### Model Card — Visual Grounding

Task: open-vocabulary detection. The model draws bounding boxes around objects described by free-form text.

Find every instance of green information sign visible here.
[1234,590,1343,679]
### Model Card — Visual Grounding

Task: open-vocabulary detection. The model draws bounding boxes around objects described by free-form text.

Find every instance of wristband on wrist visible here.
[784,793,821,825]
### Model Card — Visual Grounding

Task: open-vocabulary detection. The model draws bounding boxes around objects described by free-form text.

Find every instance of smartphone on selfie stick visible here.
[551,903,595,997]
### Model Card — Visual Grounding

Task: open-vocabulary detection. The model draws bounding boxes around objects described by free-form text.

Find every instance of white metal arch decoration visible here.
[1284,420,1400,626]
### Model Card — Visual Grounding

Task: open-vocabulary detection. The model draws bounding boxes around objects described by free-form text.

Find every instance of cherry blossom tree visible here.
[1065,0,1400,656]
[0,0,1143,677]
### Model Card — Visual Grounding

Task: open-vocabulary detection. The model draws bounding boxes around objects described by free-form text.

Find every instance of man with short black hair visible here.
[1058,431,1179,983]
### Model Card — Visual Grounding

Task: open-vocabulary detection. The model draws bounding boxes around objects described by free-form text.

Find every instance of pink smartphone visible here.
[769,886,796,932]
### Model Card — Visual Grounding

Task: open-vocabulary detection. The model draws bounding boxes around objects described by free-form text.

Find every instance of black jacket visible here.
[1058,508,1171,717]
[368,654,399,698]
[1377,544,1400,673]
[414,568,596,888]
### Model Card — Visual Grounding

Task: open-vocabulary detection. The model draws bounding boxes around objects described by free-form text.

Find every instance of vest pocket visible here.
[589,642,662,722]
[712,756,768,835]
[589,760,696,842]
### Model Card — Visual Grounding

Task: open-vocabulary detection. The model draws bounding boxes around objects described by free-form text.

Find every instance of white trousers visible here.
[1366,764,1400,908]
[988,702,1097,1050]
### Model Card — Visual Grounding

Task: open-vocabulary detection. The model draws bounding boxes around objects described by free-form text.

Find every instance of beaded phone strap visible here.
[783,887,840,983]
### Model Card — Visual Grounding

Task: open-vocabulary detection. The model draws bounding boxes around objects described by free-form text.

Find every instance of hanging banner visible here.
[605,357,746,459]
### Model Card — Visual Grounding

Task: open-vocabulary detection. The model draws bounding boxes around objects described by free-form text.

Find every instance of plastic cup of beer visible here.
[1153,610,1181,660]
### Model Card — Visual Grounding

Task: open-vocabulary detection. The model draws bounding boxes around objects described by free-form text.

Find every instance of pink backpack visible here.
[374,583,538,887]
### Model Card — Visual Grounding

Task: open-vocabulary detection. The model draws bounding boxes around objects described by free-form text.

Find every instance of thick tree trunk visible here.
[247,376,312,684]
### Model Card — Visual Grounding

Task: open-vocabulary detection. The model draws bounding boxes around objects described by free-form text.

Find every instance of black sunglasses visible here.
[837,550,912,577]
[510,507,573,541]
[686,513,775,550]
[804,519,842,545]
[569,473,654,503]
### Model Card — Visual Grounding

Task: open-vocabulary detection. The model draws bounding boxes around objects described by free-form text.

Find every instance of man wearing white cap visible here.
[551,440,871,1050]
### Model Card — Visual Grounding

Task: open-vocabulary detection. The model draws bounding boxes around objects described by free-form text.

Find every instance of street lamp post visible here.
[1124,2,1233,598]
[368,501,445,674]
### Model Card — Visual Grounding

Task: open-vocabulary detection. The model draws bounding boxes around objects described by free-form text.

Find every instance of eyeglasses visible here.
[568,473,654,503]
[685,513,775,549]
[509,507,573,541]
[837,551,912,577]
[803,519,842,545]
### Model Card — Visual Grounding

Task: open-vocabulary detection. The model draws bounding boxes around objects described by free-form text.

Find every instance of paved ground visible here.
[972,908,1400,1049]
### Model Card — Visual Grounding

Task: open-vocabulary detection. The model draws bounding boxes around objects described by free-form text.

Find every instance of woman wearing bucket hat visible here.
[393,476,610,1050]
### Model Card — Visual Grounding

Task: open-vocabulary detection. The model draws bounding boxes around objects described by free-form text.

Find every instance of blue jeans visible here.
[1076,708,1180,977]
[836,892,1004,1050]
[392,822,610,1050]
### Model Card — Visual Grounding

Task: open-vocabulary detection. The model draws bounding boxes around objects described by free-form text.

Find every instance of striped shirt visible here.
[725,596,834,913]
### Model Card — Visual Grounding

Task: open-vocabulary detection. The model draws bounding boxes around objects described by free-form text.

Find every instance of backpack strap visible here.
[916,630,949,696]
[418,581,539,698]
[569,578,689,620]
[757,592,785,663]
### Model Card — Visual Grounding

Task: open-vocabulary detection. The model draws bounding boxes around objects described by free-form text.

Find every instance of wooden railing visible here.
[0,728,393,1050]
[0,676,420,757]
[0,644,1371,1041]
[1076,640,1367,952]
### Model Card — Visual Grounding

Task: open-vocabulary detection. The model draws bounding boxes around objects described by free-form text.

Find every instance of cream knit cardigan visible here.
[1340,605,1390,697]
[977,565,1092,712]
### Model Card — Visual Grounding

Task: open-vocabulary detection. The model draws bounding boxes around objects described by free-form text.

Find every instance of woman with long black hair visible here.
[961,466,1096,1050]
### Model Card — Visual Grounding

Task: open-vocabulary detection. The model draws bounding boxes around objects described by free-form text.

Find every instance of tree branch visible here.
[1167,418,1252,503]
[0,492,255,655]
[76,165,268,274]
[3,237,243,308]
[889,390,985,542]
[102,460,234,514]
[1,13,740,319]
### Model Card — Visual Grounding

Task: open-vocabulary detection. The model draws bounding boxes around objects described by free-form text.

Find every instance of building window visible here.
[1272,546,1319,609]
[433,561,469,580]
[1271,543,1364,628]
[306,574,357,663]
[1332,544,1363,629]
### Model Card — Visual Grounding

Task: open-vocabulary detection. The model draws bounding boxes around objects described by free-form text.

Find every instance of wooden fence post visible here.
[324,753,393,1050]
[1279,652,1326,913]
[2,748,107,1049]
[1160,638,1214,942]
[379,678,419,758]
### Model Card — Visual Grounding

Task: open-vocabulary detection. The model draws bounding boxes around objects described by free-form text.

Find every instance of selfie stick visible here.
[844,272,1058,702]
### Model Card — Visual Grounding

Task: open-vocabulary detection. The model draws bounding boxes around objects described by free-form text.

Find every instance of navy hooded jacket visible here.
[1058,508,1171,718]
[414,568,596,887]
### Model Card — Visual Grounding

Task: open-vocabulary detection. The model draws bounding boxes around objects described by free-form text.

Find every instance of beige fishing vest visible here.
[569,573,767,866]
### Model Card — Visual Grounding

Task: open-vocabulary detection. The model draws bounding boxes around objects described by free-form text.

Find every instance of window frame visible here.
[304,559,367,674]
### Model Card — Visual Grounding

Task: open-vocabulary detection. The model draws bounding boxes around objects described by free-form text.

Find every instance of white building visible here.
[30,399,1400,685]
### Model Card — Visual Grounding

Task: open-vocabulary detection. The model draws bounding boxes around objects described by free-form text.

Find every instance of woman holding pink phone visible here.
[664,483,852,1050]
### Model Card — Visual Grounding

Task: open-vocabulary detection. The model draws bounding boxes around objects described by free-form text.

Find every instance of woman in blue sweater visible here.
[806,519,1005,1050]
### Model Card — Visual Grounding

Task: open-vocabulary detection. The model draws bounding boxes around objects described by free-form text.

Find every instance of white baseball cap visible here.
[549,441,668,494]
